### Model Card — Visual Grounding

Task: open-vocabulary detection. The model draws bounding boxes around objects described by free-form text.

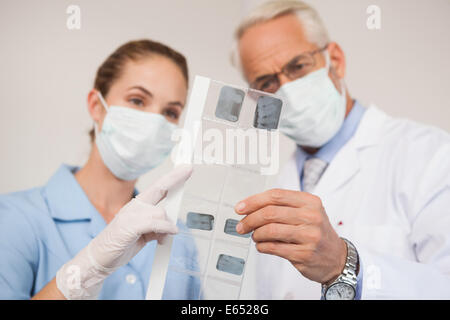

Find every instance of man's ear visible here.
[327,42,346,79]
[87,89,104,123]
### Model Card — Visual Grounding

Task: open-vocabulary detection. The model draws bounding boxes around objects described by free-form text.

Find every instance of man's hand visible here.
[235,188,347,285]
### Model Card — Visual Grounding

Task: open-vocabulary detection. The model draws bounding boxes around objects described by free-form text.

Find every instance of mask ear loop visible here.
[97,91,109,112]
[95,91,109,135]
[324,50,331,70]
[324,50,347,101]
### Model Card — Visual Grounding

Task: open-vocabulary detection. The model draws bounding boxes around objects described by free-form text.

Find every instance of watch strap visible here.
[339,238,358,287]
[322,238,359,299]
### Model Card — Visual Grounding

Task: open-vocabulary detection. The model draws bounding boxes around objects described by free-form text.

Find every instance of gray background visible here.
[1,0,449,193]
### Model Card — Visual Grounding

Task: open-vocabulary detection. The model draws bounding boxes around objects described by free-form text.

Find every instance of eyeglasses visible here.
[249,45,328,93]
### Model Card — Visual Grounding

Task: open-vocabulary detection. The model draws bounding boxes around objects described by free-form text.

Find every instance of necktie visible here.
[302,157,328,193]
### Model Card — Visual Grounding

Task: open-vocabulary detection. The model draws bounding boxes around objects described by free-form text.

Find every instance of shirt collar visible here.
[298,100,366,164]
[44,164,98,221]
[44,164,138,225]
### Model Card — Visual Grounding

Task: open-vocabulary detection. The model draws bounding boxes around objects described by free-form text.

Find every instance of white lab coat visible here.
[248,105,450,299]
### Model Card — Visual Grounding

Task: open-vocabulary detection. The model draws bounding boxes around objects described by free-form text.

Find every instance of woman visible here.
[0,40,200,299]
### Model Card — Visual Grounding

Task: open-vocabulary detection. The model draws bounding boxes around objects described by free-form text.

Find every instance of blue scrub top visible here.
[0,164,201,300]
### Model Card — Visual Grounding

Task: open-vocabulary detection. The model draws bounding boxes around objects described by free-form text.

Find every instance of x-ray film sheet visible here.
[146,76,283,300]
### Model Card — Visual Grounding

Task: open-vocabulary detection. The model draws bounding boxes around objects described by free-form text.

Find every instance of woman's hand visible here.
[55,164,193,300]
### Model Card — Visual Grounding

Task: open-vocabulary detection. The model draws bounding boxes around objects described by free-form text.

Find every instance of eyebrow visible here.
[252,73,276,86]
[252,53,307,84]
[128,85,153,97]
[254,73,275,82]
[128,85,184,108]
[167,101,184,109]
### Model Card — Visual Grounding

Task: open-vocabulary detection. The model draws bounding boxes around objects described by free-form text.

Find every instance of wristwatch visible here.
[321,238,359,300]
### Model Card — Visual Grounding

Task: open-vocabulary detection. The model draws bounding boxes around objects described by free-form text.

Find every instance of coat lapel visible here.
[313,138,361,196]
[312,105,388,197]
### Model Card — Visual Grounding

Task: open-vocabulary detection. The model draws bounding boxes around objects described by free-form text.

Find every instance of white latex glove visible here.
[56,164,193,300]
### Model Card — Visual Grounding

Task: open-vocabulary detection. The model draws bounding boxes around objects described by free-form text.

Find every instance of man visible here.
[232,0,450,299]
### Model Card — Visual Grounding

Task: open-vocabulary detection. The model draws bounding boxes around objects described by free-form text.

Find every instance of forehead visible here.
[112,55,187,102]
[238,13,317,81]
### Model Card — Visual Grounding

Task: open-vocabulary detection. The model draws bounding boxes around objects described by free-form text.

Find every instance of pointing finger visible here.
[235,188,321,215]
[136,164,193,205]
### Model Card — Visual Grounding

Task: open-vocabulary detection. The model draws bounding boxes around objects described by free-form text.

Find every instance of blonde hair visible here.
[231,0,330,70]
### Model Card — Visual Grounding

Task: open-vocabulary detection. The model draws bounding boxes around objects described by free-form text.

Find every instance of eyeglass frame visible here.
[249,44,329,93]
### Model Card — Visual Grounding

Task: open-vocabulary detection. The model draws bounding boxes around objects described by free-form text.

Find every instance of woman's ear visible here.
[327,42,346,79]
[87,89,105,123]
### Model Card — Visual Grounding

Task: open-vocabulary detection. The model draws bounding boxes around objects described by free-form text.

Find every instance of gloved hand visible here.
[56,164,193,300]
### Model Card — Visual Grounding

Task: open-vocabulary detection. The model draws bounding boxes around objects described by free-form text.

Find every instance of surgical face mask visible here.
[275,52,347,148]
[95,92,177,181]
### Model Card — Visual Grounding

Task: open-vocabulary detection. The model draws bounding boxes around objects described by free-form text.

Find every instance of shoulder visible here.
[359,107,450,198]
[383,113,449,148]
[0,189,45,285]
[372,109,450,210]
[368,107,450,165]
[0,188,52,298]
[0,187,51,247]
[0,186,50,219]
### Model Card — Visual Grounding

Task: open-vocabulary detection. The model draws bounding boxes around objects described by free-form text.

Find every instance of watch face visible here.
[325,283,356,300]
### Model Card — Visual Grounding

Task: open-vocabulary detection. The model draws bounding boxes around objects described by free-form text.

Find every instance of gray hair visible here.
[231,0,330,71]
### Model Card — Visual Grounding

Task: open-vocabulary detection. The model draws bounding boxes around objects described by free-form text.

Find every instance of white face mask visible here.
[276,52,347,148]
[95,92,177,181]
